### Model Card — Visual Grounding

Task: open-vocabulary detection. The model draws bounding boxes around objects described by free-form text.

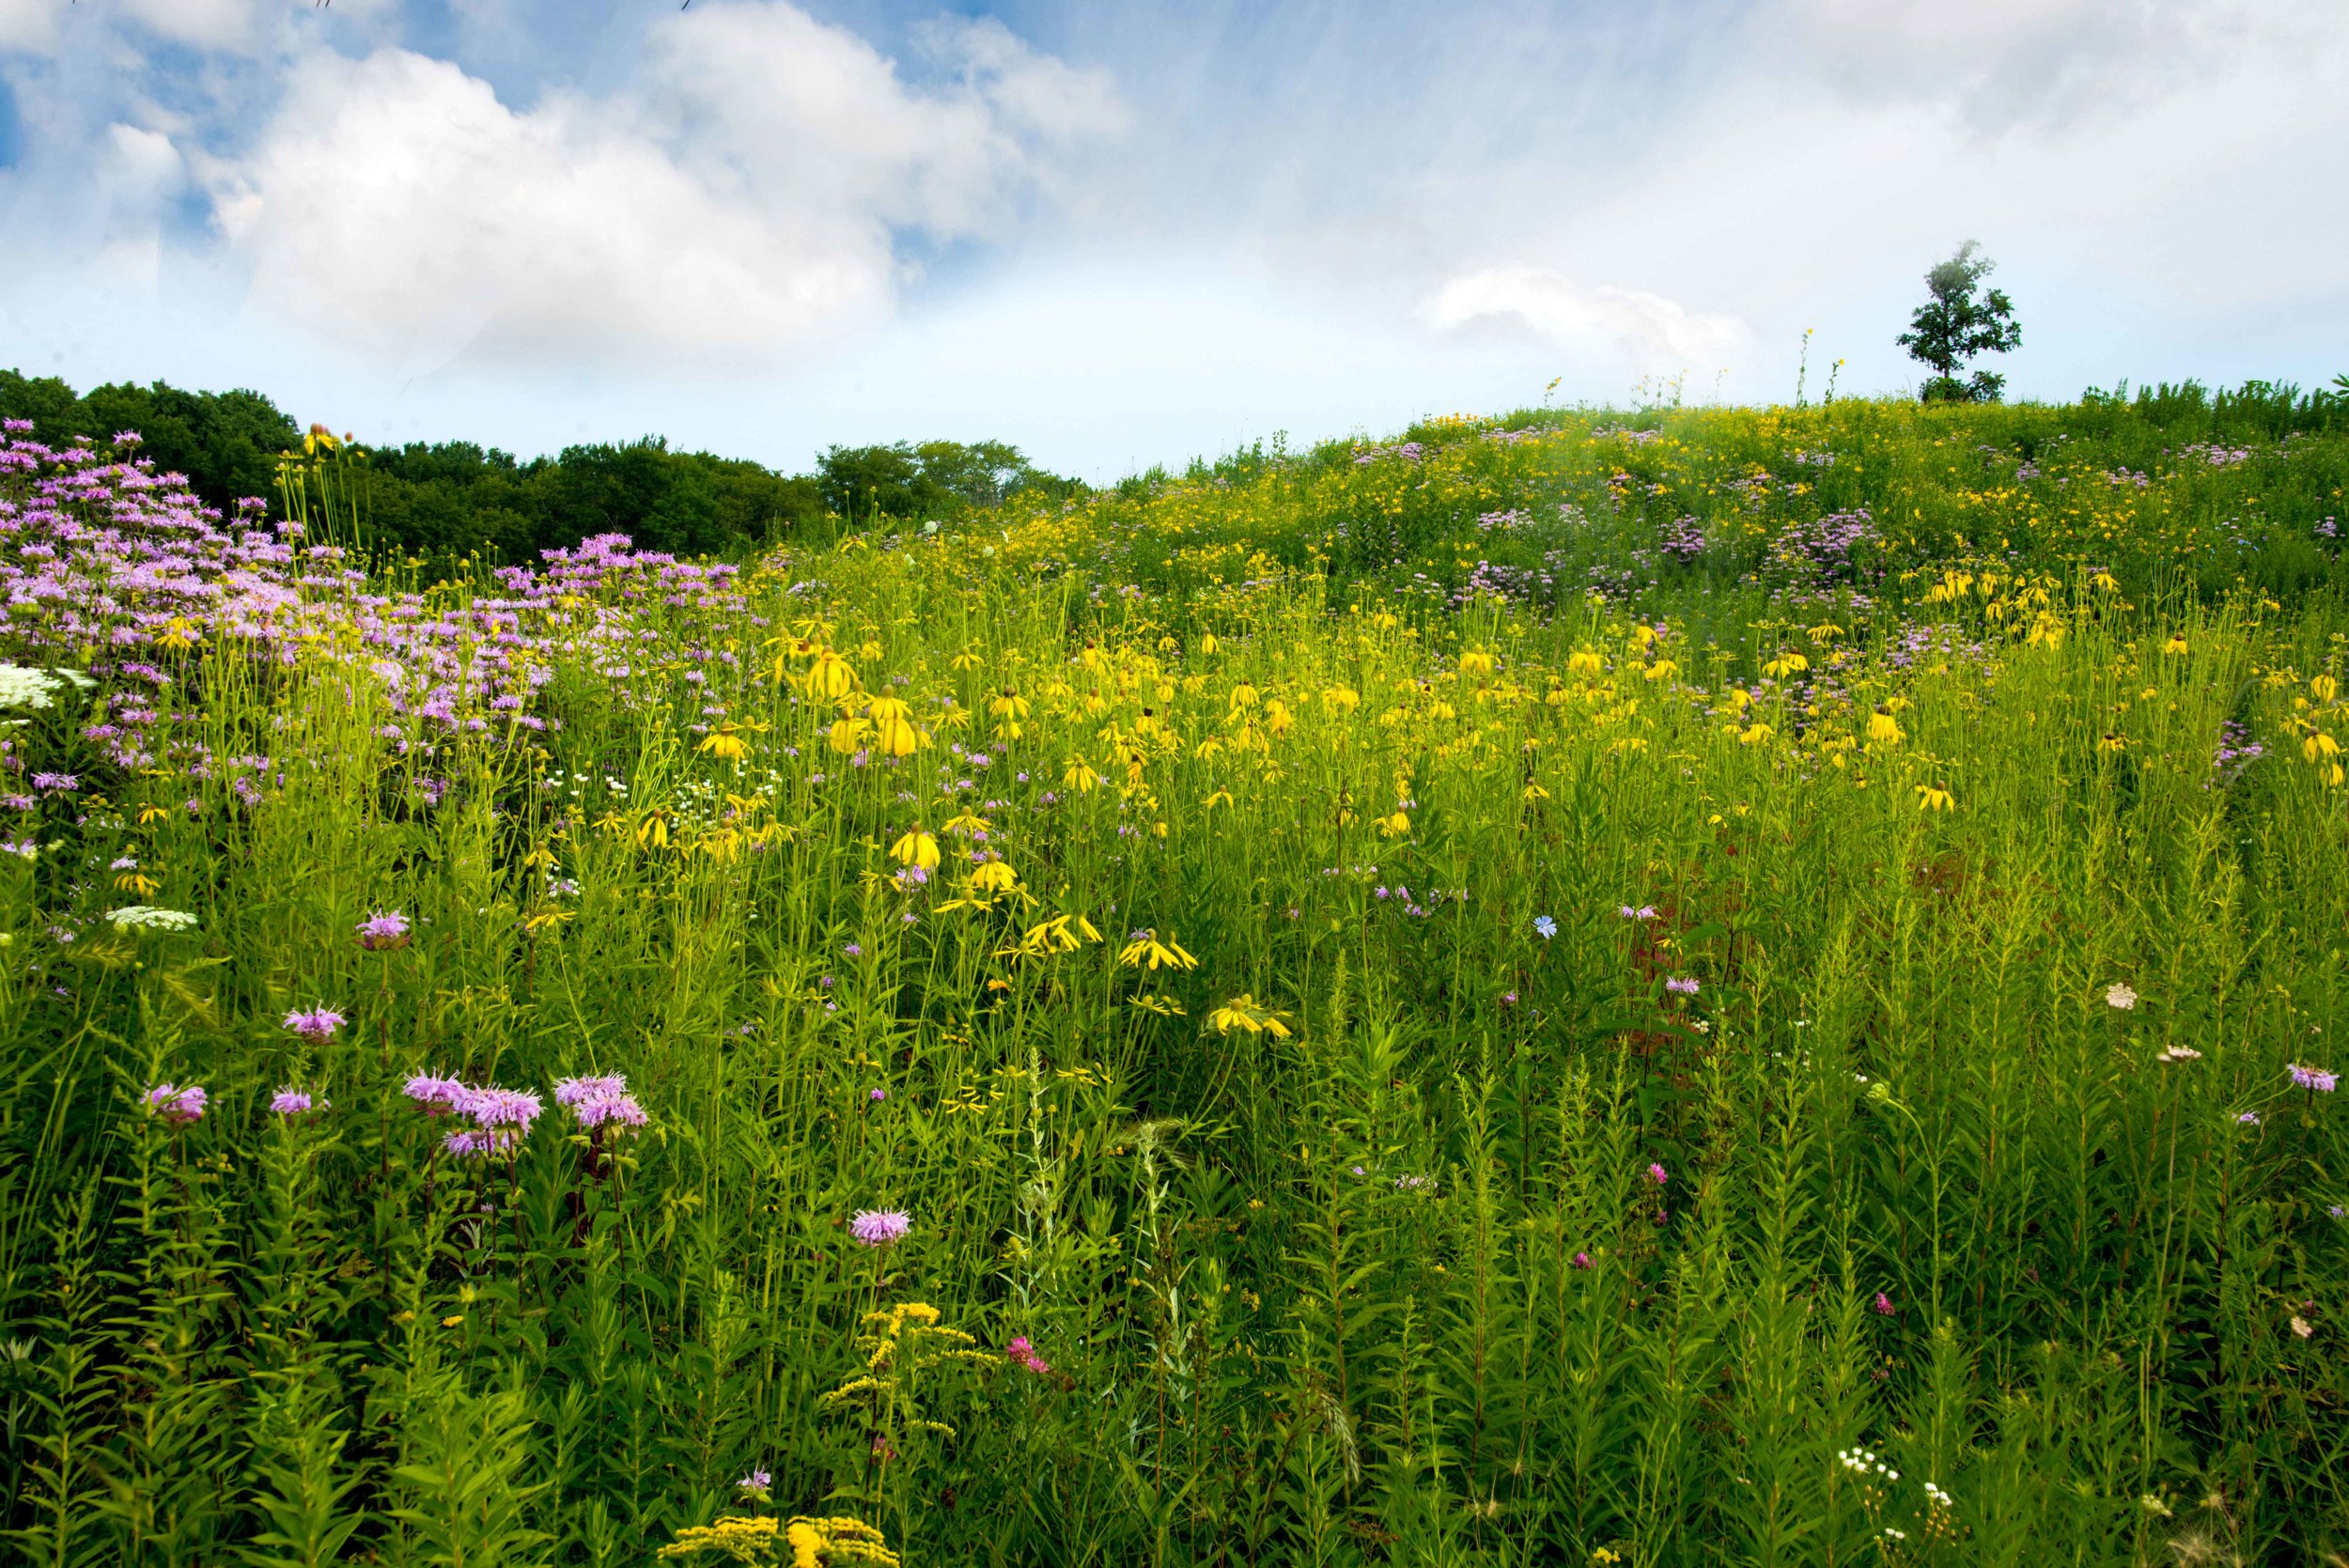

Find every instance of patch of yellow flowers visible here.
[659,1513,898,1567]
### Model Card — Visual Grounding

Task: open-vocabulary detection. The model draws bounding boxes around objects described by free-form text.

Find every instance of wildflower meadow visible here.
[0,382,2345,1565]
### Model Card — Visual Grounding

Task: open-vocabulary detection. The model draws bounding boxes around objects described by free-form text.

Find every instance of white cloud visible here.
[0,0,57,49]
[1773,0,2319,129]
[199,0,1121,375]
[0,0,273,53]
[1421,265,1749,371]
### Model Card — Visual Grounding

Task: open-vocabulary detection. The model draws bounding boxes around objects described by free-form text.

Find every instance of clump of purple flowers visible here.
[356,910,411,951]
[554,1073,648,1132]
[1666,975,1700,996]
[2290,1063,2338,1093]
[271,1088,324,1116]
[1006,1335,1052,1375]
[142,1082,207,1125]
[849,1208,912,1249]
[282,1006,346,1043]
[404,1072,543,1157]
[1659,515,1706,565]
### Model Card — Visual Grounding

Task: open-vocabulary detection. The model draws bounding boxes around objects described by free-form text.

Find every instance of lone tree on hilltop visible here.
[1898,241,2022,403]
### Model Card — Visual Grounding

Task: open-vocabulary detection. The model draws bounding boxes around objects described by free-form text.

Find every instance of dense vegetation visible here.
[1,383,2346,1567]
[0,369,1079,563]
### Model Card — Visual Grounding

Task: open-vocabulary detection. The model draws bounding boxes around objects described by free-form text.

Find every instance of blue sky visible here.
[2,0,2343,480]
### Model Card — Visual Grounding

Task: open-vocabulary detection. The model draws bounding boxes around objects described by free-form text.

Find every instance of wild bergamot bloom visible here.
[849,1209,911,1249]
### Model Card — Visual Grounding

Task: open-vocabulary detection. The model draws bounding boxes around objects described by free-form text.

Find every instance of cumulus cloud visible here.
[1421,265,1748,370]
[198,0,1122,374]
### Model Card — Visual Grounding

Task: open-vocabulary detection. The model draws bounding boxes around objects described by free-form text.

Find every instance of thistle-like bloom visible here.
[2289,1063,2338,1093]
[557,1075,647,1132]
[1666,975,1700,995]
[403,1074,470,1116]
[849,1208,911,1249]
[282,1006,346,1042]
[553,1074,629,1106]
[356,910,411,951]
[467,1086,545,1132]
[271,1088,322,1116]
[143,1082,207,1125]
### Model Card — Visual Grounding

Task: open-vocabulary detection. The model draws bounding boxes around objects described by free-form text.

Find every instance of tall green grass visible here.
[1,398,2345,1566]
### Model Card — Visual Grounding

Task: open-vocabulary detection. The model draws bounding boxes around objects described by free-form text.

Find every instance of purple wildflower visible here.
[1874,1292,1895,1316]
[737,1469,771,1498]
[1666,975,1700,995]
[1006,1335,1052,1374]
[1647,1162,1669,1187]
[356,910,411,951]
[2289,1063,2338,1093]
[849,1208,911,1249]
[270,1088,321,1116]
[1571,1250,1594,1269]
[403,1074,470,1116]
[282,1006,346,1042]
[142,1082,207,1125]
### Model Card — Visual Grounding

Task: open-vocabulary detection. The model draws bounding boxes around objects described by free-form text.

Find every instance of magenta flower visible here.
[1647,1162,1669,1187]
[1874,1292,1895,1316]
[1006,1335,1052,1375]
[466,1086,544,1132]
[1571,1250,1594,1269]
[356,910,411,951]
[868,1087,887,1102]
[403,1073,470,1116]
[142,1082,207,1125]
[849,1208,911,1249]
[282,1006,346,1042]
[553,1074,628,1106]
[556,1074,647,1133]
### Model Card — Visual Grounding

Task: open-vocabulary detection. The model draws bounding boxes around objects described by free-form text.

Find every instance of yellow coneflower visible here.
[1118,931,1198,971]
[890,828,941,872]
[1916,784,1954,812]
[1209,994,1294,1037]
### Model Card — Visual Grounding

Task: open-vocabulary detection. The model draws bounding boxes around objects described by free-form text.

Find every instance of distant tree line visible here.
[0,369,1083,561]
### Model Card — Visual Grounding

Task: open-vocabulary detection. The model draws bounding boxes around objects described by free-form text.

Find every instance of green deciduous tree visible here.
[1896,241,2022,403]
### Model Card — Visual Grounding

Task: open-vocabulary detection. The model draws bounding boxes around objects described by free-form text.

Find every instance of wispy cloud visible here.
[1422,265,1748,373]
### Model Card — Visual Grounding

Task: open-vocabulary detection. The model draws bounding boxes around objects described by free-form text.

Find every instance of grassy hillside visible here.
[0,394,2344,1566]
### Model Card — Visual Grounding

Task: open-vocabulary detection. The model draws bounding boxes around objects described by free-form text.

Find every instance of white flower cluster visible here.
[0,664,94,710]
[105,906,199,933]
[1923,1480,1954,1511]
[1838,1448,1898,1482]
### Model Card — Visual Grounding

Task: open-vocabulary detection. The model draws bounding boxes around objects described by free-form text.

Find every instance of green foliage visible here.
[2,393,2348,1565]
[817,440,1081,523]
[1896,241,2022,403]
